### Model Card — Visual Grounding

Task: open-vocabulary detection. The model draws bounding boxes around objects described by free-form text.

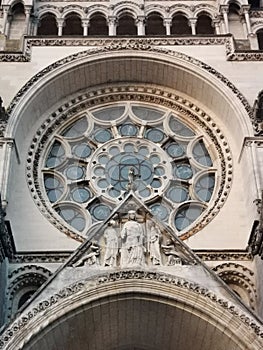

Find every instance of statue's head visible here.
[128,210,136,220]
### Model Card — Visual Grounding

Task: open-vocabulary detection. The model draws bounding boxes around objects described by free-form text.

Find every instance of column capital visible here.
[163,18,172,26]
[81,19,90,27]
[188,18,197,25]
[135,15,145,24]
[2,5,10,14]
[107,15,117,26]
[24,5,32,15]
[241,5,251,14]
[56,18,64,27]
[220,5,229,14]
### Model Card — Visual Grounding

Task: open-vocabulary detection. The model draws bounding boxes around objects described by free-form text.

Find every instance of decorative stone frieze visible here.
[1,270,263,350]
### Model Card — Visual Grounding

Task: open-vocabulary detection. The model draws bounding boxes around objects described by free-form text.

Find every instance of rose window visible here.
[40,102,221,237]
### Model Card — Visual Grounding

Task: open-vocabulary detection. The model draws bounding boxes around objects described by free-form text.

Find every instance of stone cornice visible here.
[0,35,263,62]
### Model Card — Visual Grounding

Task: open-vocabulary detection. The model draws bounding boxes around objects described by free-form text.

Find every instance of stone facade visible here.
[0,0,263,348]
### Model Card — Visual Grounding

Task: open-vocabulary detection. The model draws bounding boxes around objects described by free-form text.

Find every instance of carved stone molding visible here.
[4,42,253,130]
[0,269,263,350]
[9,252,71,264]
[0,35,263,63]
[196,250,252,261]
[213,263,257,309]
[26,85,233,241]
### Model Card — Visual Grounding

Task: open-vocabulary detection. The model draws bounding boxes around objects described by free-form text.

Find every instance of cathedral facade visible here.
[0,0,263,348]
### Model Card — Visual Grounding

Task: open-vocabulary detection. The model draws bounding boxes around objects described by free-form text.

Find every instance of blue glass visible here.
[44,175,64,203]
[169,116,195,137]
[167,186,189,203]
[119,123,138,136]
[132,106,164,120]
[175,204,204,231]
[65,165,84,180]
[46,141,65,168]
[193,140,213,167]
[195,174,215,202]
[167,142,185,158]
[93,106,125,120]
[94,129,112,143]
[175,164,193,180]
[151,179,161,188]
[71,187,91,203]
[91,204,111,221]
[72,143,92,158]
[62,118,88,138]
[56,207,85,231]
[145,128,165,143]
[150,204,169,221]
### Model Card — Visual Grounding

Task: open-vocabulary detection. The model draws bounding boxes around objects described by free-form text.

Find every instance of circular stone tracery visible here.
[90,138,172,200]
[27,88,233,241]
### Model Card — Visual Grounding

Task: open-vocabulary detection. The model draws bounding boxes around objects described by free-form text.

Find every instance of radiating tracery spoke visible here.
[42,103,218,235]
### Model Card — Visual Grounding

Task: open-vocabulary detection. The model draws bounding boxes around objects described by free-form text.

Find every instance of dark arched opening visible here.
[257,29,263,50]
[89,13,108,35]
[146,12,165,35]
[116,13,137,35]
[171,14,191,35]
[196,14,214,34]
[249,0,260,8]
[63,13,83,36]
[8,3,25,39]
[37,13,57,35]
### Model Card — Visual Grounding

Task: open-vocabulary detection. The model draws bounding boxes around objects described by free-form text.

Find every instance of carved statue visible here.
[147,221,162,265]
[161,239,187,266]
[127,167,140,191]
[120,210,145,267]
[74,242,100,267]
[104,220,118,267]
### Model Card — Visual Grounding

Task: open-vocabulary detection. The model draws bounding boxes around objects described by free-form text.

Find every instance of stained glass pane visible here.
[193,140,213,167]
[145,128,165,143]
[167,186,189,203]
[166,142,185,158]
[132,106,164,120]
[195,174,215,202]
[65,165,85,180]
[45,141,65,168]
[119,123,138,136]
[93,106,125,120]
[62,117,88,138]
[72,143,92,158]
[91,204,111,221]
[169,116,195,137]
[175,164,193,180]
[71,187,91,203]
[56,207,85,231]
[44,175,64,202]
[175,204,204,231]
[94,129,112,143]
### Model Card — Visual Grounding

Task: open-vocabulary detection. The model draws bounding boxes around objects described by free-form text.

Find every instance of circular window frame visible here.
[26,85,233,242]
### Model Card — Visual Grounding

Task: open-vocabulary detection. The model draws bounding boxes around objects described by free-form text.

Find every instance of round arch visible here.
[5,45,254,148]
[0,272,262,350]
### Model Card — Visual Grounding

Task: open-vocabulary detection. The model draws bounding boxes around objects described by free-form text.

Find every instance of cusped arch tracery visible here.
[26,86,233,242]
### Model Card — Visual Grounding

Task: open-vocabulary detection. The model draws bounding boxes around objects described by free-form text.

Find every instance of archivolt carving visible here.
[3,41,252,123]
[1,270,263,350]
[213,263,257,309]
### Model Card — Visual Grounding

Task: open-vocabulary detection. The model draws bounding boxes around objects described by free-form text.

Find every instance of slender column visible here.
[33,18,39,36]
[188,18,197,35]
[163,18,172,36]
[56,18,64,36]
[136,16,145,36]
[2,6,10,36]
[5,18,11,37]
[24,6,32,35]
[82,19,89,36]
[213,19,221,35]
[108,16,117,36]
[241,18,248,37]
[242,6,252,35]
[220,5,229,33]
